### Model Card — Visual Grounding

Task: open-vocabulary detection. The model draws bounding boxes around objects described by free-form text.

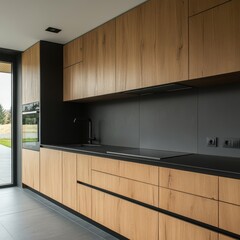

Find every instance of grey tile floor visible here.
[0,187,119,240]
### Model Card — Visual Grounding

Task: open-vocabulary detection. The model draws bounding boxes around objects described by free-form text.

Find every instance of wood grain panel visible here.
[62,151,77,210]
[92,171,158,207]
[92,189,120,233]
[159,213,218,240]
[22,42,40,104]
[96,20,116,96]
[159,188,218,226]
[63,66,73,101]
[189,0,240,79]
[120,160,158,185]
[91,156,120,176]
[119,197,158,240]
[189,0,229,16]
[155,0,188,85]
[159,167,218,200]
[116,0,156,91]
[219,235,237,240]
[40,148,62,203]
[77,184,91,218]
[219,202,240,235]
[63,37,83,68]
[219,177,240,205]
[77,154,92,184]
[22,149,40,191]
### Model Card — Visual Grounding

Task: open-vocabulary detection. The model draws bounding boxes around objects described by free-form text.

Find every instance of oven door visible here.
[22,110,40,151]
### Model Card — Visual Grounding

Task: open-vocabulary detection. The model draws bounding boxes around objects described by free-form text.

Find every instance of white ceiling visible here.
[0,0,147,51]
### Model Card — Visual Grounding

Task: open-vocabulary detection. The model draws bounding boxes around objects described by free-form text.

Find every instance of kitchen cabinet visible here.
[155,0,188,86]
[83,19,116,97]
[22,42,40,104]
[62,152,77,210]
[77,154,92,184]
[77,184,91,218]
[116,0,156,91]
[22,149,39,191]
[92,189,158,240]
[189,0,240,80]
[63,37,83,68]
[159,213,218,240]
[40,148,62,203]
[189,0,229,16]
[219,235,237,240]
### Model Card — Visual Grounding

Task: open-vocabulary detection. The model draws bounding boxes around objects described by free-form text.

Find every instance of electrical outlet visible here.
[223,138,240,149]
[206,137,218,147]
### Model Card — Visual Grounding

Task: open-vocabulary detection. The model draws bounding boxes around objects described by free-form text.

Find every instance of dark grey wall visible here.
[87,83,240,158]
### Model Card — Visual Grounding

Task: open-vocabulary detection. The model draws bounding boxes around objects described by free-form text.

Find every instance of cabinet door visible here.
[22,42,40,104]
[159,213,218,240]
[219,235,237,240]
[155,0,188,85]
[63,37,83,68]
[63,62,84,101]
[116,0,156,91]
[77,184,91,218]
[189,0,240,79]
[189,0,229,16]
[77,154,91,184]
[62,152,77,210]
[40,148,62,203]
[22,149,39,191]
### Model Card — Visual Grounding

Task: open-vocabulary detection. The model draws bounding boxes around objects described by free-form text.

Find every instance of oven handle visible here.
[22,110,39,115]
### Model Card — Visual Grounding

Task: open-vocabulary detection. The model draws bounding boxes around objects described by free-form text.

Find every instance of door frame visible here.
[0,48,21,188]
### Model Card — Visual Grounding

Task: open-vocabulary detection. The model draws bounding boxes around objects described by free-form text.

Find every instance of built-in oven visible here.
[22,102,40,151]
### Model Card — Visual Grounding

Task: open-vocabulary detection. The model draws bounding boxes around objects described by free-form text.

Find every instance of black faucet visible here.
[73,117,96,144]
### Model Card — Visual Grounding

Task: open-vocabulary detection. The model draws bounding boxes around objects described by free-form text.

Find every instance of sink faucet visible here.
[73,117,96,144]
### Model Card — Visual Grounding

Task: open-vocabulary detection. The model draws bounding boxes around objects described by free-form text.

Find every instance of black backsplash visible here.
[85,83,240,158]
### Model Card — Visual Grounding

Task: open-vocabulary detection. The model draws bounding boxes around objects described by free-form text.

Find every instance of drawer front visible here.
[159,188,218,226]
[92,171,158,207]
[219,177,240,205]
[92,156,120,175]
[159,167,218,200]
[219,235,237,240]
[219,202,240,235]
[159,213,218,240]
[119,160,158,185]
[77,154,92,184]
[77,184,91,219]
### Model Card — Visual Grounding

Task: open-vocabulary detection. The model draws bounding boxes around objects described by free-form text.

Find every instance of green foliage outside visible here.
[0,138,11,148]
[0,103,11,125]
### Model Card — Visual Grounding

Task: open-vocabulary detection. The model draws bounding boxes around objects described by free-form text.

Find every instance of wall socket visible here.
[223,138,240,149]
[206,137,218,147]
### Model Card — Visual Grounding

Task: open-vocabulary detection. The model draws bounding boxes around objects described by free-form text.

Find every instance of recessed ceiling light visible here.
[45,27,62,33]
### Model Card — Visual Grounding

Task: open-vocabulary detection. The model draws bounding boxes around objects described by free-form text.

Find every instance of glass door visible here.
[0,61,12,186]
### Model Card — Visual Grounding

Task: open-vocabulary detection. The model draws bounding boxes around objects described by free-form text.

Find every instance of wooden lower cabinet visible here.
[62,152,77,210]
[22,149,40,191]
[77,184,91,219]
[159,213,218,240]
[91,189,158,240]
[40,148,62,203]
[77,154,92,184]
[219,235,237,240]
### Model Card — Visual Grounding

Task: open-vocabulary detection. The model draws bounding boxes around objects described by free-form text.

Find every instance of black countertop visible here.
[41,144,240,179]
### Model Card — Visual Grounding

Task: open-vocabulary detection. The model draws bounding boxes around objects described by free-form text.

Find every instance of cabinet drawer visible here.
[92,189,158,240]
[77,154,91,184]
[219,235,237,240]
[92,157,158,185]
[159,213,218,240]
[92,171,158,207]
[159,167,218,199]
[219,202,240,235]
[219,177,240,205]
[159,188,218,226]
[77,184,91,219]
[189,0,229,16]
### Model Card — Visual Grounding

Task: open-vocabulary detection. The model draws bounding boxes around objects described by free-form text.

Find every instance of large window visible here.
[0,62,12,186]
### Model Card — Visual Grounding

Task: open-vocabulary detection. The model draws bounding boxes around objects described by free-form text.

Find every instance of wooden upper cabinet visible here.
[63,37,83,68]
[22,42,40,104]
[189,0,229,16]
[84,19,116,98]
[116,0,156,91]
[155,0,188,86]
[189,0,240,79]
[159,213,218,240]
